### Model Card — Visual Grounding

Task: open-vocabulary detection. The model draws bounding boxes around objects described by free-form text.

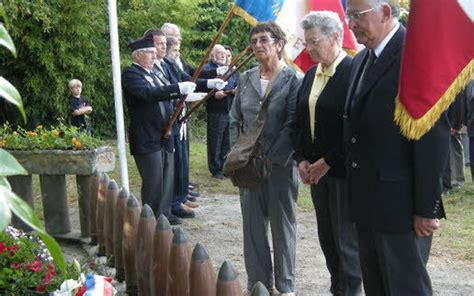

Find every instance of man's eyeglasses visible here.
[304,37,325,48]
[345,8,374,23]
[250,37,274,47]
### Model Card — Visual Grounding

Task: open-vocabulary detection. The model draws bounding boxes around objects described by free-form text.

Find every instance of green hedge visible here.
[0,0,251,138]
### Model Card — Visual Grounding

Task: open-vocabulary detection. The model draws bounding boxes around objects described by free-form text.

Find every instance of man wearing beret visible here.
[122,36,225,224]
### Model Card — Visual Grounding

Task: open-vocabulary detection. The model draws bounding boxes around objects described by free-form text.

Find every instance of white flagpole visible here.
[107,0,129,190]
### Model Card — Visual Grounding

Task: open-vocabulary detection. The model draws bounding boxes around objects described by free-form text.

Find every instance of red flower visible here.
[0,241,6,253]
[28,260,43,272]
[47,263,55,273]
[7,244,19,256]
[42,271,53,283]
[36,284,46,293]
[10,262,22,269]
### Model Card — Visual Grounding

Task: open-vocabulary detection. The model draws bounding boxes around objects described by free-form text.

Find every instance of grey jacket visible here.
[229,65,302,166]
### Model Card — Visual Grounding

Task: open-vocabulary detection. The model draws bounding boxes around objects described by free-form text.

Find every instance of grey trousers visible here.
[239,163,298,293]
[162,150,175,216]
[450,132,465,183]
[311,177,362,295]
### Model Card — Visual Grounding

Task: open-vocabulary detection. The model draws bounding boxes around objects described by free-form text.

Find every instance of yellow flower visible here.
[74,141,82,149]
[52,130,59,137]
[42,133,47,140]
[36,125,43,129]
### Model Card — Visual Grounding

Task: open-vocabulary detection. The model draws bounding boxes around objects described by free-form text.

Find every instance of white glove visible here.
[207,78,227,90]
[186,92,207,102]
[216,66,229,76]
[178,82,197,95]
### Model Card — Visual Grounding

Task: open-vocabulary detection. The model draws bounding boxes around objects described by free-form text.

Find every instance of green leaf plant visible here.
[0,14,67,276]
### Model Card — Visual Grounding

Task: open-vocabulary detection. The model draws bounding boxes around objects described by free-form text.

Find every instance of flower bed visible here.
[0,121,104,151]
[0,225,65,294]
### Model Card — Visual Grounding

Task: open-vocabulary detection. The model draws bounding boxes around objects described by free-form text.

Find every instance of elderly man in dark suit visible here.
[142,29,226,220]
[122,37,197,225]
[344,0,449,295]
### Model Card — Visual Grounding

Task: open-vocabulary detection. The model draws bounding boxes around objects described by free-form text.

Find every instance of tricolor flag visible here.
[395,0,474,140]
[233,0,357,73]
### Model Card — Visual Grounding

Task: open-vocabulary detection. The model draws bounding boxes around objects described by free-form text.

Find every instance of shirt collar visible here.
[315,49,347,77]
[374,22,400,58]
[133,62,151,74]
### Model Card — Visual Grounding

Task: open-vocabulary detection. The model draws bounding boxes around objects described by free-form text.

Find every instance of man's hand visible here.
[207,78,227,90]
[178,82,197,95]
[298,160,311,185]
[308,158,330,184]
[215,90,226,100]
[413,215,440,237]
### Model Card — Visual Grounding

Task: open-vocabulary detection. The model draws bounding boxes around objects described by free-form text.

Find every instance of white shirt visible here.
[374,22,400,58]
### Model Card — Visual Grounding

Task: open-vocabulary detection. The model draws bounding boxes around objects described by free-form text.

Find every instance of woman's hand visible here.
[298,160,311,185]
[308,158,330,184]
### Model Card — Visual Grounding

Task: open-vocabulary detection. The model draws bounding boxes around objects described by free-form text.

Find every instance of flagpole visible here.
[161,5,236,139]
[107,0,129,190]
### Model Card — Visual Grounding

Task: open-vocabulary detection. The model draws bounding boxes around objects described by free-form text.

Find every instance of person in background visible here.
[224,45,233,66]
[229,21,301,295]
[69,79,92,135]
[204,44,238,179]
[344,0,448,294]
[294,11,362,295]
[443,91,466,193]
[464,71,474,184]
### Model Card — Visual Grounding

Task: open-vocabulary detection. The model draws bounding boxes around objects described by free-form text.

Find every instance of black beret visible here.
[128,37,154,51]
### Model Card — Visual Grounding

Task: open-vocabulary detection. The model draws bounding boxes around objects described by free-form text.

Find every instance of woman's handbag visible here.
[223,116,272,188]
[223,81,277,188]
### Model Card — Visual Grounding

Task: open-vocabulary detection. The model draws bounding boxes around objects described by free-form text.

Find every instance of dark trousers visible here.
[133,151,167,216]
[470,136,474,182]
[206,112,230,176]
[357,229,433,296]
[442,144,452,191]
[311,177,362,295]
[172,135,189,211]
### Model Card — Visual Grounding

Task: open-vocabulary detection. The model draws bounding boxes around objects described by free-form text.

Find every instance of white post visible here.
[107,0,129,190]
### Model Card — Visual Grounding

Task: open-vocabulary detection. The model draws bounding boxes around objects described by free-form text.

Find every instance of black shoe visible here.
[187,195,197,202]
[172,206,196,219]
[188,191,200,198]
[167,214,182,225]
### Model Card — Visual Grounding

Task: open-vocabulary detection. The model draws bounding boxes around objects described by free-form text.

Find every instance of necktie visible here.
[154,62,171,86]
[353,50,376,100]
[160,61,171,80]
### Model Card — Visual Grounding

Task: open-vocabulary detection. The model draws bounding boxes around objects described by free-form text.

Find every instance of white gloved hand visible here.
[216,66,229,76]
[178,82,197,95]
[207,78,227,90]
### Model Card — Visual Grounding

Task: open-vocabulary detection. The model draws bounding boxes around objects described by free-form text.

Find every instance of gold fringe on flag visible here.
[232,5,259,26]
[395,59,474,140]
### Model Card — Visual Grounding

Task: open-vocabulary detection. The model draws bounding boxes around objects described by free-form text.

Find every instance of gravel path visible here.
[63,193,474,295]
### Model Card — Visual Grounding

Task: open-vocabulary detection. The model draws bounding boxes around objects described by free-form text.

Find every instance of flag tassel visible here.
[395,59,474,140]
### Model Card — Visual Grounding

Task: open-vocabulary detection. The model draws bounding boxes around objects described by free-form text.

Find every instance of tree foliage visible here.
[0,0,251,137]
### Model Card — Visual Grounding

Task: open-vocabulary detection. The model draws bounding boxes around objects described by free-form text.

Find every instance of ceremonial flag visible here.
[281,0,357,72]
[232,0,284,24]
[233,0,357,73]
[395,0,474,140]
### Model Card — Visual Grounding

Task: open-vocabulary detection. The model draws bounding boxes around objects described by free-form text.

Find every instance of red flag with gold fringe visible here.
[395,0,474,140]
